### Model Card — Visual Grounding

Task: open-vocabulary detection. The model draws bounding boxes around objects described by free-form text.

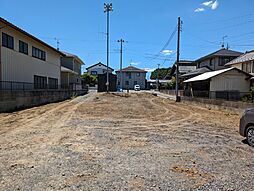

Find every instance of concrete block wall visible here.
[0,90,88,112]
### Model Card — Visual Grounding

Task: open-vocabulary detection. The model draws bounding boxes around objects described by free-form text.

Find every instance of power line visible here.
[191,13,254,25]
[185,32,221,46]
[149,25,178,60]
[209,19,254,32]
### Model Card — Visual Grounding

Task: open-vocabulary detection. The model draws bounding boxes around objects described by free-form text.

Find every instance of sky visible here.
[1,0,254,79]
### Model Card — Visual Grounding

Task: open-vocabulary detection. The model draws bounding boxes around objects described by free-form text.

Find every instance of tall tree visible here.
[150,68,172,80]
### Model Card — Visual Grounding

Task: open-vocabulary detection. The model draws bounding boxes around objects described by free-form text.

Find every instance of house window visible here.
[91,71,97,76]
[125,81,129,85]
[246,61,252,73]
[48,77,58,89]
[252,61,254,73]
[137,72,140,76]
[34,75,47,89]
[219,57,231,66]
[2,32,14,49]
[118,81,120,85]
[32,47,46,61]
[19,40,28,55]
[242,63,247,72]
[134,81,137,85]
[209,58,213,66]
[126,72,131,79]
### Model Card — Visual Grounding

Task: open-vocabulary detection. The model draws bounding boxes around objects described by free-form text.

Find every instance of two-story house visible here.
[225,50,254,86]
[170,60,196,76]
[195,48,242,70]
[116,66,147,90]
[86,62,114,76]
[182,48,243,80]
[61,51,84,89]
[225,50,254,75]
[0,17,65,89]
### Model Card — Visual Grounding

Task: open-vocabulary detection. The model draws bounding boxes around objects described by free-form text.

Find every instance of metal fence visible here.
[0,81,88,92]
[183,90,254,102]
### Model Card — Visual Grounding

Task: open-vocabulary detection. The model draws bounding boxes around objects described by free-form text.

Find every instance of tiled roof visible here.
[117,66,147,72]
[195,48,243,62]
[225,50,254,66]
[180,66,212,77]
[61,51,84,65]
[86,62,114,71]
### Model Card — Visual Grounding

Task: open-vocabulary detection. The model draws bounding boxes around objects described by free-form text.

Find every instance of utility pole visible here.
[176,17,182,102]
[117,39,125,91]
[157,63,160,91]
[104,3,113,93]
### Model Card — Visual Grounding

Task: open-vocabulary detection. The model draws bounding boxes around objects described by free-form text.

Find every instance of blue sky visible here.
[1,0,254,78]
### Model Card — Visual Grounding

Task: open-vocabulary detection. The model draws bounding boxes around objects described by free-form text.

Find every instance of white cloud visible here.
[144,68,156,72]
[202,1,213,6]
[160,50,174,55]
[211,0,219,10]
[195,0,219,13]
[130,61,140,66]
[194,8,205,12]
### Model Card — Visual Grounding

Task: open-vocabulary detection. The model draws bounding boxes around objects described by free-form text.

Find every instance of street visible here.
[0,92,253,191]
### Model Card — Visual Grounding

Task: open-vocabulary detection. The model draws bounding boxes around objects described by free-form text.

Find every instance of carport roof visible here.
[183,67,252,83]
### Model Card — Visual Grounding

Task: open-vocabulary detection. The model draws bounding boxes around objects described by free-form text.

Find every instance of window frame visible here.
[34,75,47,89]
[2,32,14,50]
[32,46,46,61]
[48,77,58,89]
[91,71,97,76]
[19,40,28,55]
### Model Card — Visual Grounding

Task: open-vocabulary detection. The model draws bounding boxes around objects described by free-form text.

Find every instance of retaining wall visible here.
[160,90,184,96]
[0,89,88,112]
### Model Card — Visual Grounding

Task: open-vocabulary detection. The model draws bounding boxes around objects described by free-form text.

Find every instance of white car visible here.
[134,85,141,91]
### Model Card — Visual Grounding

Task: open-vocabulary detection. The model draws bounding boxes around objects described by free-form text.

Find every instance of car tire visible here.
[246,126,254,147]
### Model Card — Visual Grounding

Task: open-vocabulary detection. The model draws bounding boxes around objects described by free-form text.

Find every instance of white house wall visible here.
[210,70,250,92]
[117,72,146,90]
[87,65,112,75]
[0,23,61,84]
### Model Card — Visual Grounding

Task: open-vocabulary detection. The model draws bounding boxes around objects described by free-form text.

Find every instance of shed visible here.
[183,68,252,100]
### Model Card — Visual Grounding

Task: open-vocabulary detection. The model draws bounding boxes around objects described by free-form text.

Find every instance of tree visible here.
[81,73,97,85]
[166,77,176,89]
[150,68,172,80]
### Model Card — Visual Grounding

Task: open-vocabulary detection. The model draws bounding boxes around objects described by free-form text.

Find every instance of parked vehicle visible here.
[240,108,254,147]
[134,85,141,91]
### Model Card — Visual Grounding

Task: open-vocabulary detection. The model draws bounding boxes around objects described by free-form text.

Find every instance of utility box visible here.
[97,73,117,92]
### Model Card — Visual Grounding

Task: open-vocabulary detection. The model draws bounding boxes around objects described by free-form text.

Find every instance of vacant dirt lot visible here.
[0,92,253,191]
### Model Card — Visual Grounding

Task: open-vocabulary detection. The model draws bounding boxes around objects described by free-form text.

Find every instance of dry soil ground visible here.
[0,92,253,191]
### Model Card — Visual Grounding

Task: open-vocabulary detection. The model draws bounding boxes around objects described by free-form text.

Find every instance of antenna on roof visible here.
[54,38,60,50]
[221,35,228,48]
[226,43,230,50]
